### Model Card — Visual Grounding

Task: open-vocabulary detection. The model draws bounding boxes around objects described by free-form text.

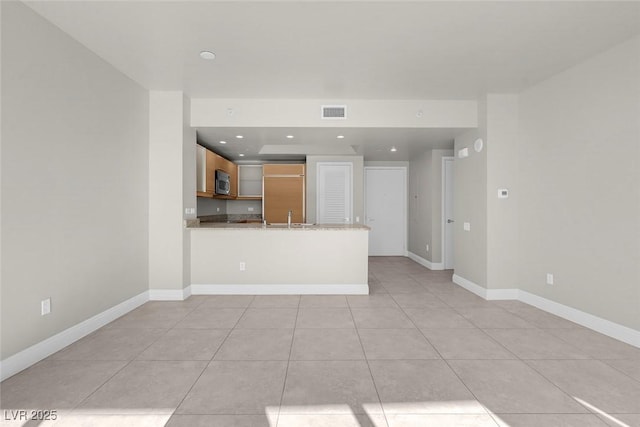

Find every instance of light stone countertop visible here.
[187,221,370,231]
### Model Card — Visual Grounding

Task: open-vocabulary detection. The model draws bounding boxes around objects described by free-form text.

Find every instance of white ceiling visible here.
[25,1,640,160]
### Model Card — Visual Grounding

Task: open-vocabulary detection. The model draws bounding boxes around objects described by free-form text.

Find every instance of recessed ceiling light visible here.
[199,51,216,60]
[336,135,345,139]
[238,153,245,157]
[390,146,398,152]
[286,135,294,139]
[219,140,227,144]
[236,135,243,139]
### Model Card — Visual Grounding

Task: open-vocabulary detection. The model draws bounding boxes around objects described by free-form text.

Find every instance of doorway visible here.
[365,167,407,256]
[442,157,454,269]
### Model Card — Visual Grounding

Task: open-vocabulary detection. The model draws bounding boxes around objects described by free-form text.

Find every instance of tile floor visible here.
[2,257,639,427]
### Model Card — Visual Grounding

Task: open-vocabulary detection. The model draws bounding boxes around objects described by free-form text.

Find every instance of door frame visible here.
[364,166,408,256]
[441,156,454,269]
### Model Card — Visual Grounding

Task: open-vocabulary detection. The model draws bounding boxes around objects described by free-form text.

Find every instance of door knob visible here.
[447,219,455,223]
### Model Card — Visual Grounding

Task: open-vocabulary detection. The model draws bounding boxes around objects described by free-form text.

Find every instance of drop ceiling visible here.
[24,1,640,160]
[196,127,462,161]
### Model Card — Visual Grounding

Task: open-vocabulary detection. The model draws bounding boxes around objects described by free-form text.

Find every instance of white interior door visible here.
[365,167,406,256]
[443,158,454,269]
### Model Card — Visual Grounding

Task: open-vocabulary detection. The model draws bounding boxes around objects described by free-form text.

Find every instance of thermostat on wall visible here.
[498,189,509,198]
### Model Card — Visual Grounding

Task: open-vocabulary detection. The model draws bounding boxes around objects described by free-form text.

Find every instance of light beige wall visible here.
[197,198,227,216]
[227,200,262,215]
[1,2,149,359]
[191,229,368,285]
[306,156,364,224]
[517,36,640,330]
[149,91,194,291]
[364,161,410,168]
[191,99,477,128]
[486,94,519,290]
[453,98,488,286]
[408,149,453,263]
[182,95,196,288]
[408,150,433,260]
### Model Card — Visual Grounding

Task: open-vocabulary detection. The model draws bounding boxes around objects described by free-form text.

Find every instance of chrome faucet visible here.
[287,210,293,228]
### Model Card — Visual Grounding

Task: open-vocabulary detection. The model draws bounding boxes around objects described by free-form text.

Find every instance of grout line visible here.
[70,299,210,394]
[388,260,503,424]
[69,307,194,412]
[520,358,607,415]
[346,296,391,427]
[169,295,255,420]
[275,295,301,427]
[597,359,640,385]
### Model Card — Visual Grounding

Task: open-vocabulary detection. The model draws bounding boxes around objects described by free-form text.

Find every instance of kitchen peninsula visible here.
[189,222,370,295]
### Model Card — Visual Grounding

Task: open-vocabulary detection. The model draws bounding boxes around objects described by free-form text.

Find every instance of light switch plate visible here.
[463,222,471,231]
[41,298,51,316]
[498,189,509,199]
[546,273,554,285]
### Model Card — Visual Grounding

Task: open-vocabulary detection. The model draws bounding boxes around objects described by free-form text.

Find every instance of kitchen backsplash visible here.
[198,213,262,223]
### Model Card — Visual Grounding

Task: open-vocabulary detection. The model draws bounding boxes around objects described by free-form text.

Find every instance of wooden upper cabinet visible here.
[196,145,217,197]
[205,150,217,195]
[262,163,306,223]
[263,164,305,176]
[212,154,237,199]
[196,145,238,199]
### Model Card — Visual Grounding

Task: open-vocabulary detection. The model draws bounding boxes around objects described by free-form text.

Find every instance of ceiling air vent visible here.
[321,105,347,120]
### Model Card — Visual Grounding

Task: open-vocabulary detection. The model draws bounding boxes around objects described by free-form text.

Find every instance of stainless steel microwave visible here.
[215,170,230,195]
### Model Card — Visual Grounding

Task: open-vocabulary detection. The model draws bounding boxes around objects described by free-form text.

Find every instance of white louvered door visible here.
[316,163,352,224]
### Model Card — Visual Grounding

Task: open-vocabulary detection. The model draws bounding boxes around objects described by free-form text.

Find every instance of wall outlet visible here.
[248,207,254,212]
[41,298,51,316]
[463,222,471,231]
[426,244,430,252]
[546,273,554,285]
[184,207,195,215]
[239,262,246,271]
[216,207,220,212]
[355,216,360,223]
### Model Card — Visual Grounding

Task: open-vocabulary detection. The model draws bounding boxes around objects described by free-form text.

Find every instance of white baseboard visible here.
[407,251,444,270]
[149,286,192,301]
[0,291,149,382]
[518,290,640,348]
[191,284,369,295]
[452,274,489,298]
[451,274,640,349]
[452,275,519,300]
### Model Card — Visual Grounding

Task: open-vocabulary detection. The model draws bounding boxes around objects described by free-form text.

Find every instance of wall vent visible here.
[321,105,347,119]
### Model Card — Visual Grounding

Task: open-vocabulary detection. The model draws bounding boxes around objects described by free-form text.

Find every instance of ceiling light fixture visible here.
[219,140,227,144]
[286,135,294,139]
[336,135,345,139]
[199,51,216,60]
[238,153,245,157]
[390,146,398,152]
[236,135,243,139]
